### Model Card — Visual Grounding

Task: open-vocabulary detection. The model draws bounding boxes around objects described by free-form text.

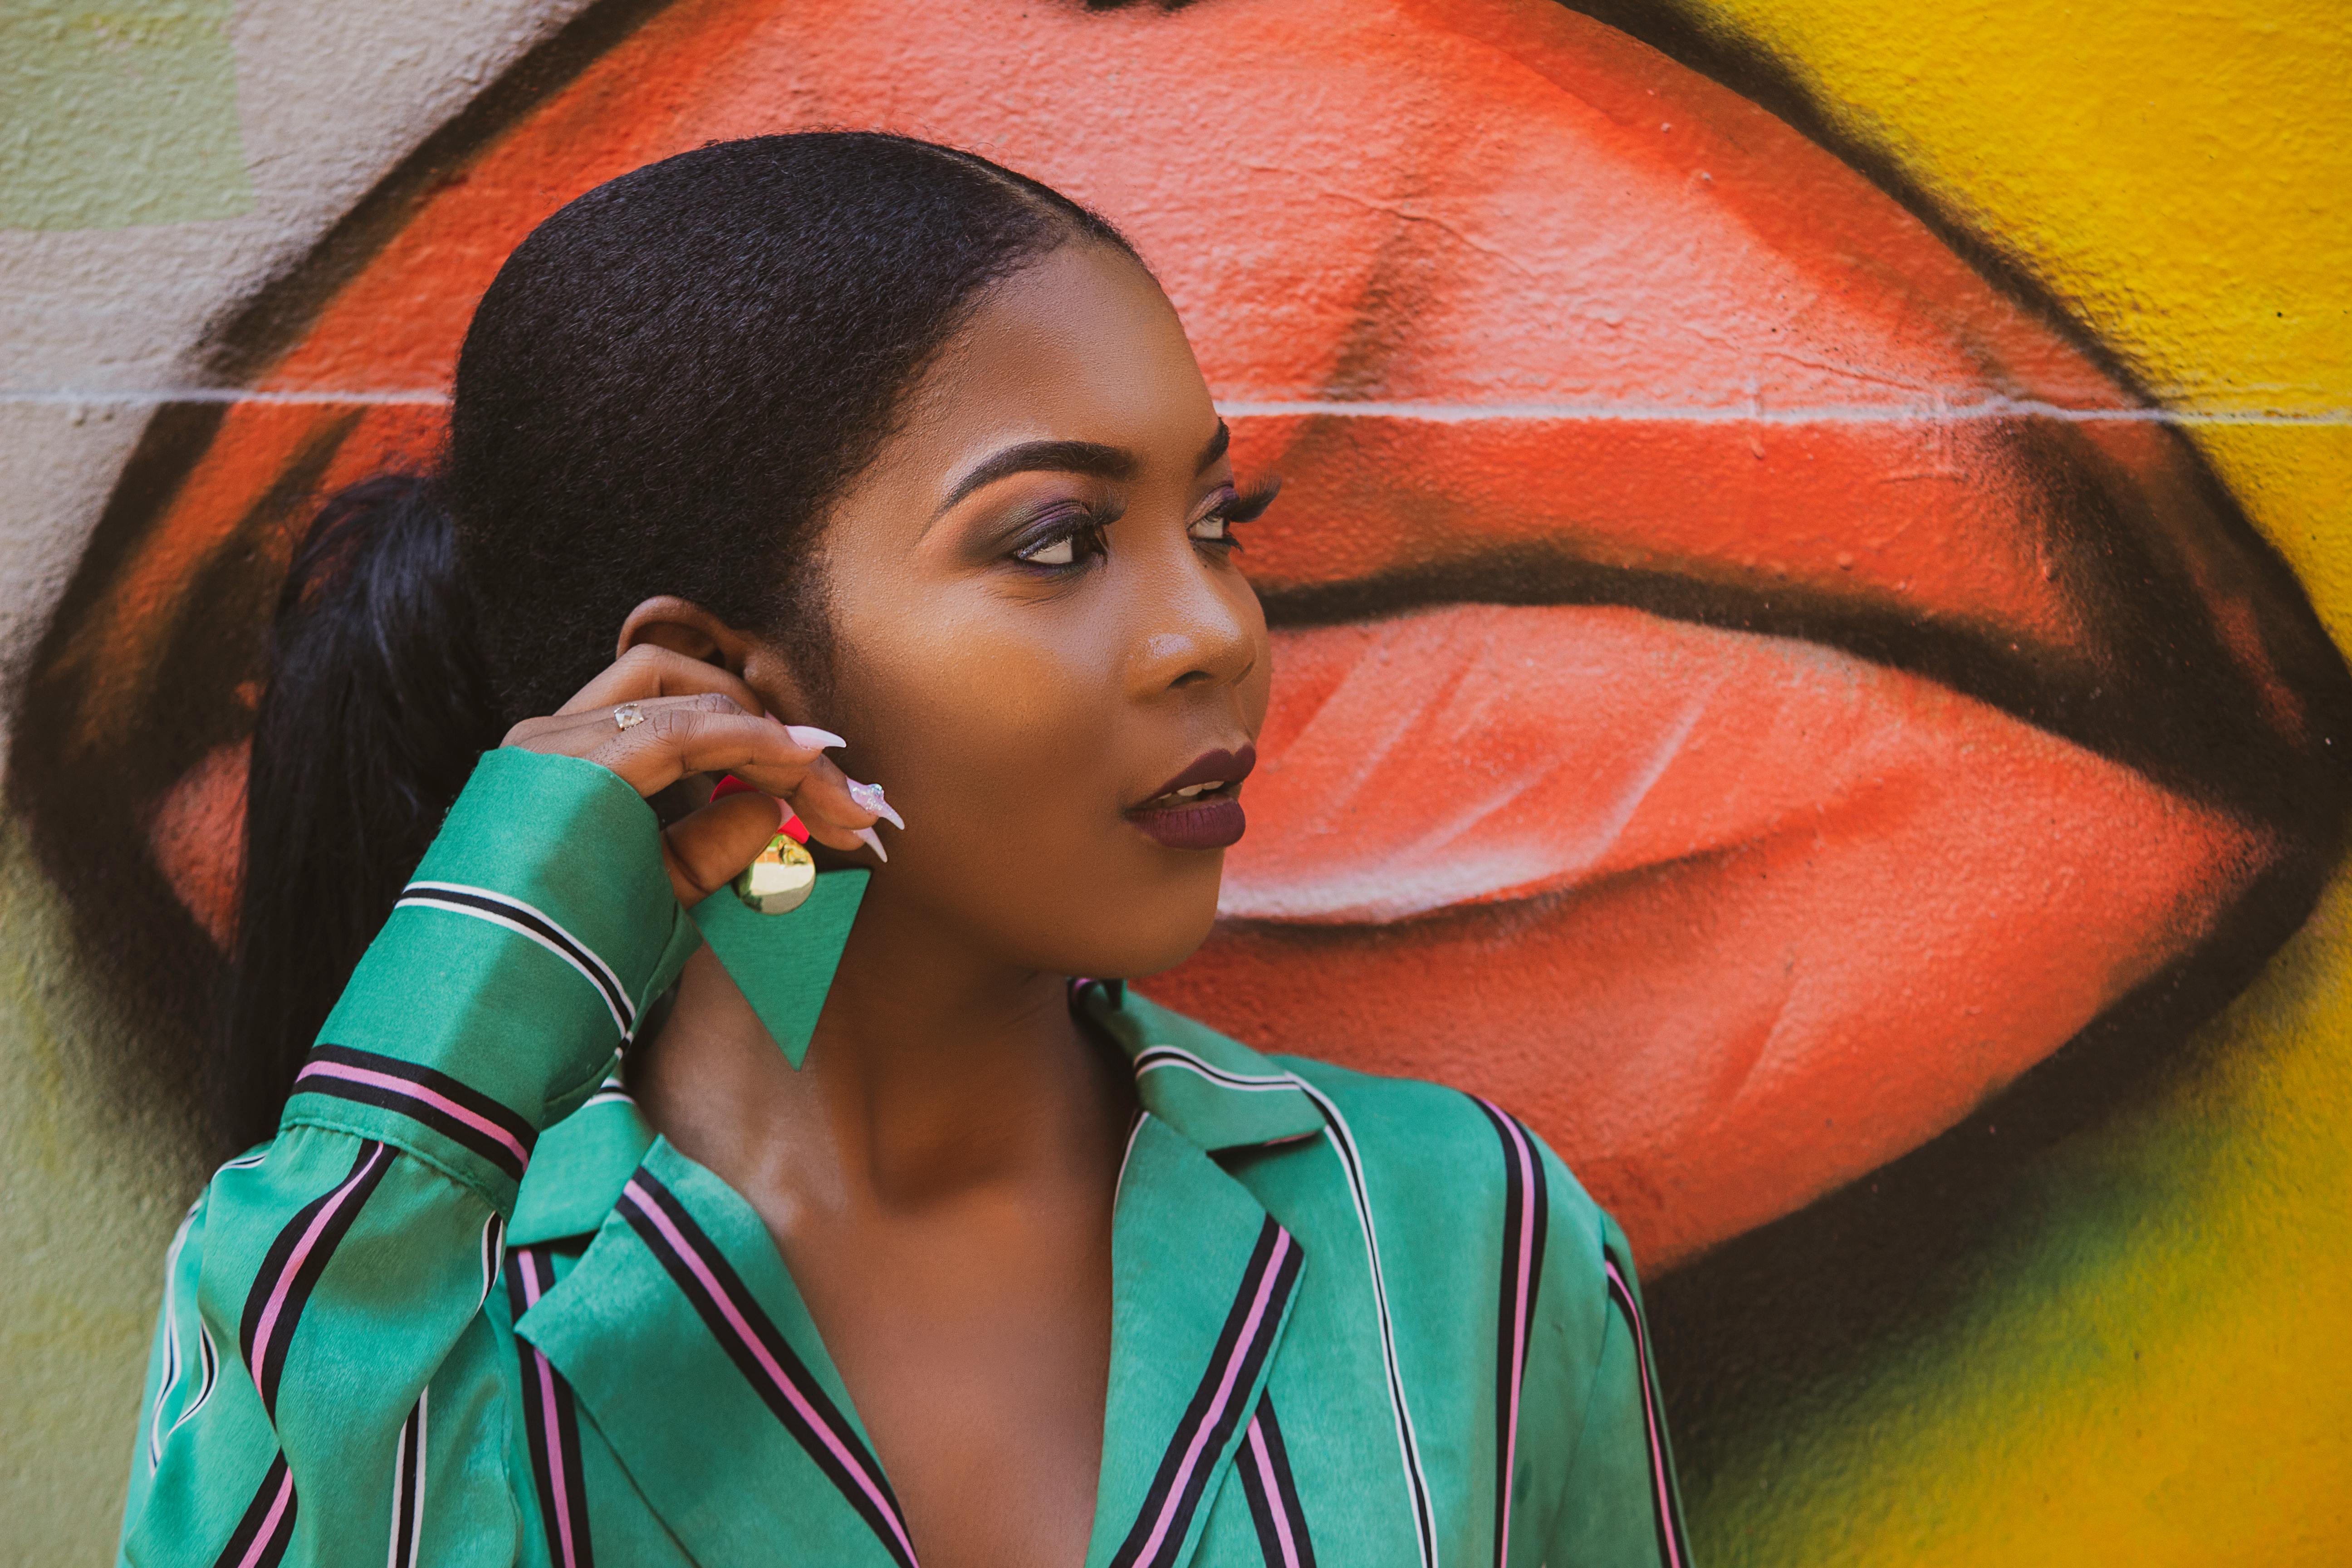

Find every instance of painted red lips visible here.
[16,0,2344,1282]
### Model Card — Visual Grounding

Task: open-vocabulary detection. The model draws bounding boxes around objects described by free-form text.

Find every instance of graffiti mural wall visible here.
[4,0,2346,1559]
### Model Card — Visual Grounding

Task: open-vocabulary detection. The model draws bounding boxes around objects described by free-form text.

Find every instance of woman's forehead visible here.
[893,247,1213,484]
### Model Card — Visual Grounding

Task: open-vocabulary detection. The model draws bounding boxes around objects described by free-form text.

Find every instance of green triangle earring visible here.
[687,779,867,1068]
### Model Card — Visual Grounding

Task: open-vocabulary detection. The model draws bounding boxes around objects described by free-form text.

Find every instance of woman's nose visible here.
[1124,546,1263,698]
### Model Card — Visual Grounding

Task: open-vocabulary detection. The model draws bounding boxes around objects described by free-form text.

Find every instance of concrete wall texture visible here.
[2,0,2345,1561]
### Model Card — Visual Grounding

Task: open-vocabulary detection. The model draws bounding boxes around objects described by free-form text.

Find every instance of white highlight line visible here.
[1215,398,2352,426]
[4,391,2346,425]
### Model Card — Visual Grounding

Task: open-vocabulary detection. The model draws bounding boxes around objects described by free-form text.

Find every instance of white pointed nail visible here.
[785,724,848,750]
[853,826,889,863]
[846,779,906,831]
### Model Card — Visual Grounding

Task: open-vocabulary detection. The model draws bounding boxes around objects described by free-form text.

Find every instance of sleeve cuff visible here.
[285,748,700,1206]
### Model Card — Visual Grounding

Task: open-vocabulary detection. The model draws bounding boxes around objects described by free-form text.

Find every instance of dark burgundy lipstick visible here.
[1126,745,1256,850]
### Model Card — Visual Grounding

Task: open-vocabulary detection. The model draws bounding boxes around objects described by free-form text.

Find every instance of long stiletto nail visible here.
[846,779,905,830]
[853,826,889,863]
[785,724,848,750]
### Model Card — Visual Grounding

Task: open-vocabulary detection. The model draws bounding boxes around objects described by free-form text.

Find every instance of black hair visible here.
[218,132,1138,1152]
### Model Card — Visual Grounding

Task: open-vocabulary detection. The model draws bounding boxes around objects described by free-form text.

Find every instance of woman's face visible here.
[747,240,1272,978]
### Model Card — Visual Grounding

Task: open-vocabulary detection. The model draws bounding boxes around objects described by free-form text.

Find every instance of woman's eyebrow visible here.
[934,440,1136,517]
[1195,419,1230,473]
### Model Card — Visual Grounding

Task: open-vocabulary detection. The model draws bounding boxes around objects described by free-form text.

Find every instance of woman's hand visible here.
[501,646,889,906]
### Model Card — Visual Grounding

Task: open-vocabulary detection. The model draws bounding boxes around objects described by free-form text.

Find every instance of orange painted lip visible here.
[12,0,2344,1281]
[1153,602,2266,1262]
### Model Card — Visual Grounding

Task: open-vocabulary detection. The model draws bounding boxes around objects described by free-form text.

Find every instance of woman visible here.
[120,133,1688,1568]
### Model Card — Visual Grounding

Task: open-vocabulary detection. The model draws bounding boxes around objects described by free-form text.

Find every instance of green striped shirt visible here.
[119,748,1690,1568]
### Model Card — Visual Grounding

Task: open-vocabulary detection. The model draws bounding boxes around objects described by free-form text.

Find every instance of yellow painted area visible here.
[1695,870,2352,1565]
[2201,426,2352,654]
[1672,0,2352,1561]
[0,818,206,1559]
[1678,0,2351,415]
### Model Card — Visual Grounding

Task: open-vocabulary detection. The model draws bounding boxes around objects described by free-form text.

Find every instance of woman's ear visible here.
[614,595,820,724]
[616,595,735,666]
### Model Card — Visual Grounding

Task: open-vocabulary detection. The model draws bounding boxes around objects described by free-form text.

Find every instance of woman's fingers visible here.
[549,643,766,717]
[541,697,886,859]
[507,693,833,795]
[588,700,839,799]
[660,791,790,906]
[698,745,887,859]
[502,648,897,896]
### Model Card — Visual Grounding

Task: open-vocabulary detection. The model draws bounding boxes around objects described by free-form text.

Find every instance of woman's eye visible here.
[1012,515,1105,569]
[1018,534,1078,566]
[1189,481,1274,549]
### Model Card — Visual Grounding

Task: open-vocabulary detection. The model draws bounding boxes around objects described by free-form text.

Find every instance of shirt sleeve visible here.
[118,749,700,1567]
[1541,1204,1696,1568]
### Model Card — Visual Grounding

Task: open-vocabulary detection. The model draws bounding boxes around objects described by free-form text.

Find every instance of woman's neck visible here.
[636,889,1136,1567]
[632,890,1137,1221]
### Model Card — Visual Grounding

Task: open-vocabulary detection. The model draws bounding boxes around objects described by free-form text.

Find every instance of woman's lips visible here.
[1127,745,1257,850]
[1127,795,1248,851]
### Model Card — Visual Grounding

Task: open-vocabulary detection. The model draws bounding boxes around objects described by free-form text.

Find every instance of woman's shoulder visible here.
[1099,990,1629,1308]
[1274,1054,1609,1232]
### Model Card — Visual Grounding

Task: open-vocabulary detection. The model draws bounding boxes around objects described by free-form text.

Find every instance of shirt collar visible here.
[508,980,1326,1245]
[509,1082,655,1246]
[1072,980,1328,1152]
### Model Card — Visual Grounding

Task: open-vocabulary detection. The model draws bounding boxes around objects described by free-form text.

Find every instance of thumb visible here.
[660,789,789,906]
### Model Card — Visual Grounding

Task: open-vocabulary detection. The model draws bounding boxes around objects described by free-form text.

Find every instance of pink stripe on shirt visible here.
[1133,1229,1294,1567]
[232,1466,295,1568]
[623,1181,919,1567]
[296,1060,529,1169]
[250,1147,387,1402]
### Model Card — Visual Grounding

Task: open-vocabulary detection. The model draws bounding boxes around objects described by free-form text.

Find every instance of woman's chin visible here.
[1054,874,1228,984]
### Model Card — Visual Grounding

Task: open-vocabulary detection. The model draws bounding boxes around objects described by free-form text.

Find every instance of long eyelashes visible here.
[1221,476,1282,527]
[1188,476,1284,554]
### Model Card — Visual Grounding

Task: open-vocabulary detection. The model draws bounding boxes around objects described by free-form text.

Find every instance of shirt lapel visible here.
[1087,1114,1308,1568]
[507,1079,652,1247]
[1069,980,1324,1568]
[510,987,1324,1568]
[515,1137,917,1568]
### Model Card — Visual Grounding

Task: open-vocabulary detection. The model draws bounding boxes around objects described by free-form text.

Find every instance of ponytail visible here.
[216,475,500,1152]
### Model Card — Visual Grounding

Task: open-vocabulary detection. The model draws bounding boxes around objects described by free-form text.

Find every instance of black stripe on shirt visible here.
[509,1246,595,1568]
[617,1169,918,1568]
[1237,1396,1318,1568]
[212,1451,297,1568]
[397,883,634,1035]
[388,1390,426,1568]
[293,1044,538,1183]
[1109,1215,1303,1568]
[239,1140,392,1419]
[1605,1257,1693,1568]
[171,1323,220,1441]
[1473,1098,1549,1568]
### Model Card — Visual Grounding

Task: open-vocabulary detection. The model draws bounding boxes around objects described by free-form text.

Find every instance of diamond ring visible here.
[612,702,647,731]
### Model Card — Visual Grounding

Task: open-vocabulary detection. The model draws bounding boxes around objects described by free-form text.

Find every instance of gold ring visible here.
[612,702,647,730]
